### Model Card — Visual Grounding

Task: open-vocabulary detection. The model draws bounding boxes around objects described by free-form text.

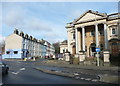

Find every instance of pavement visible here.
[34,59,120,84]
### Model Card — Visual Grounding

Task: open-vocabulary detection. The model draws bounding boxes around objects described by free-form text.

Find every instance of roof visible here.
[73,10,107,23]
[66,10,108,28]
[60,40,67,45]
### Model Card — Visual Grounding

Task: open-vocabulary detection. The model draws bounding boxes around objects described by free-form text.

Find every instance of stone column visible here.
[103,23,110,64]
[82,27,85,51]
[75,28,78,53]
[104,23,108,50]
[65,52,70,62]
[67,30,71,53]
[79,51,85,62]
[95,24,99,47]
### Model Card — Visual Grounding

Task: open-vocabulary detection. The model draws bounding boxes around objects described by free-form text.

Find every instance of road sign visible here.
[96,48,100,52]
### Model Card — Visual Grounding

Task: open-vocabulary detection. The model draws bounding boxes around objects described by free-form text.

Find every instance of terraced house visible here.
[66,10,120,62]
[3,29,55,59]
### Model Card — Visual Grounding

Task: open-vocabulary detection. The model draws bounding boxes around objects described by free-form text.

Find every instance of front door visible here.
[111,42,119,57]
[72,45,76,55]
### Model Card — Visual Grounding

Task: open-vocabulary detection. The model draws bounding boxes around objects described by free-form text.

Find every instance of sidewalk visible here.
[35,60,119,71]
[34,60,120,84]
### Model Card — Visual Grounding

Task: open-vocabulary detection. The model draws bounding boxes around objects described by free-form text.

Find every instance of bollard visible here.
[24,58,27,61]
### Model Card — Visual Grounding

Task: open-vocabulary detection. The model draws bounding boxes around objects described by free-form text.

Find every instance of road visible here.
[2,60,107,85]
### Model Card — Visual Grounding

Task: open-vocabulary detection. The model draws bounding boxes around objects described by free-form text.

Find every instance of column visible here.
[75,28,78,53]
[104,23,108,50]
[82,27,85,51]
[67,30,71,53]
[95,24,99,47]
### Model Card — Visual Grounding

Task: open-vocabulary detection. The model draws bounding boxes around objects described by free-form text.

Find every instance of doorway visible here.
[90,43,96,57]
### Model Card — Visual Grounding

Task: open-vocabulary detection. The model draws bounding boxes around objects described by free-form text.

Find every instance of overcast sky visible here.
[0,1,118,43]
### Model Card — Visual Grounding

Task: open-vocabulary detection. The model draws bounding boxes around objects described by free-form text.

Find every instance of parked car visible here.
[0,61,9,75]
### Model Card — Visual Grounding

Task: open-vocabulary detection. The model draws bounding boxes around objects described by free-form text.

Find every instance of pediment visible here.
[75,10,106,23]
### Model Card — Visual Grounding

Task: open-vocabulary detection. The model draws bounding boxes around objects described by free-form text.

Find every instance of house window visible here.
[6,51,10,54]
[14,51,18,54]
[90,30,95,36]
[112,28,116,35]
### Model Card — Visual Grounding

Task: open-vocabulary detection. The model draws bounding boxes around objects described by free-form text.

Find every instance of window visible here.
[23,44,25,49]
[90,30,95,36]
[99,29,104,35]
[85,46,87,51]
[63,49,65,53]
[100,44,104,51]
[14,51,18,54]
[112,42,117,45]
[112,28,116,35]
[85,31,87,36]
[6,51,10,54]
[73,33,75,39]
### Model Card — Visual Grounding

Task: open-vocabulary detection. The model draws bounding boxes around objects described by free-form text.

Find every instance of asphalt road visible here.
[2,60,107,85]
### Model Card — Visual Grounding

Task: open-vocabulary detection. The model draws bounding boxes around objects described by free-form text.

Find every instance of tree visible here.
[52,42,60,54]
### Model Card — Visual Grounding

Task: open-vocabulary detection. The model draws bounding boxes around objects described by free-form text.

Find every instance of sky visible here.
[0,1,118,43]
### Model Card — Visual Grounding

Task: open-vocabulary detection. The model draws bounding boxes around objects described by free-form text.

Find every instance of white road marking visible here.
[11,68,26,75]
[80,77,85,80]
[75,77,80,79]
[92,79,98,82]
[20,68,25,71]
[85,78,91,81]
[74,73,79,76]
[11,72,19,75]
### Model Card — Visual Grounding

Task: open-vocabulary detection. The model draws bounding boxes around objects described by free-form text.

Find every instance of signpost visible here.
[96,48,100,52]
[96,48,100,66]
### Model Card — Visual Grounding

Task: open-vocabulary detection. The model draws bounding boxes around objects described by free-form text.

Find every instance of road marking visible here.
[20,68,25,71]
[75,77,80,79]
[11,68,26,75]
[74,73,79,76]
[80,77,85,80]
[11,72,19,75]
[91,79,98,82]
[85,78,91,81]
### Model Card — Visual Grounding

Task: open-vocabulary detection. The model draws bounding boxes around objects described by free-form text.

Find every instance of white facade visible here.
[3,29,50,59]
[66,10,120,57]
[60,40,68,53]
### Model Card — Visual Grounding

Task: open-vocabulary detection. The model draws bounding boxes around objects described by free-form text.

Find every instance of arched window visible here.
[112,28,116,35]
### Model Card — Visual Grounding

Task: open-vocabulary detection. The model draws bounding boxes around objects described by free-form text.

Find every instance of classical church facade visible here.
[66,10,120,62]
